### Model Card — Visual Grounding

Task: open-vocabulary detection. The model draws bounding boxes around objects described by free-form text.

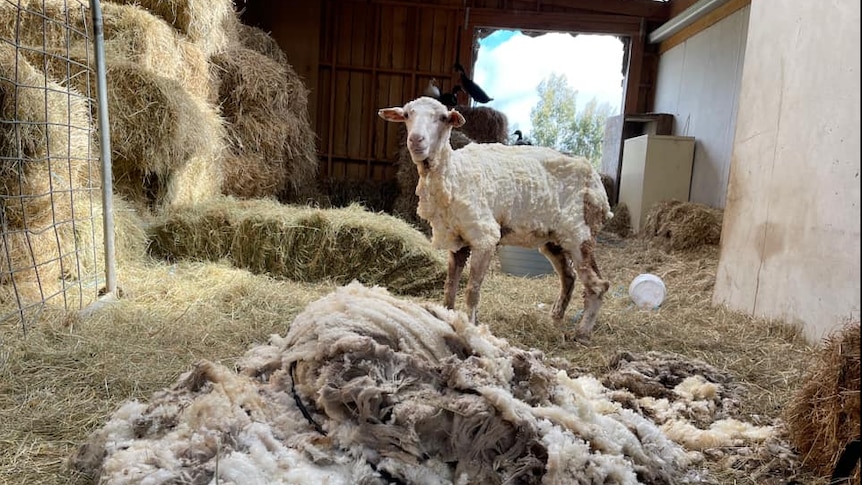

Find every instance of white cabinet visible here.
[618,134,695,233]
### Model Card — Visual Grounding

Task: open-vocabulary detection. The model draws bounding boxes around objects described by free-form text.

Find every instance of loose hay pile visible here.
[641,199,723,251]
[785,322,861,480]
[147,198,447,296]
[72,282,780,484]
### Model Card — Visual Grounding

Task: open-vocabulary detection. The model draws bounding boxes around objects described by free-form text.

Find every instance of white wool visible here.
[662,418,775,451]
[674,375,719,401]
[539,421,640,485]
[283,282,459,365]
[79,283,777,484]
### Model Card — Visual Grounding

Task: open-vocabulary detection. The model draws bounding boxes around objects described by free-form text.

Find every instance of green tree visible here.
[529,73,614,168]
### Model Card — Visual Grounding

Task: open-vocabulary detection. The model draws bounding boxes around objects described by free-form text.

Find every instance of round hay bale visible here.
[99,2,213,101]
[0,1,212,101]
[604,203,632,238]
[0,0,89,48]
[640,199,723,251]
[454,105,509,144]
[237,23,288,66]
[211,46,318,202]
[600,172,614,201]
[104,62,225,209]
[784,323,861,480]
[392,129,473,231]
[0,44,93,229]
[110,0,238,56]
[147,198,448,296]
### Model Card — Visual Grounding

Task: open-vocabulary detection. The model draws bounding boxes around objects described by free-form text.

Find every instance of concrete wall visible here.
[652,6,750,208]
[713,0,861,343]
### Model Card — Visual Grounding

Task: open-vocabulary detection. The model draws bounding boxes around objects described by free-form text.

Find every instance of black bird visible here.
[513,130,532,145]
[454,62,493,104]
[439,85,463,108]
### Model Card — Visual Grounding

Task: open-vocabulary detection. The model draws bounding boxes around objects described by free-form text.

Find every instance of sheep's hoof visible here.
[565,328,592,345]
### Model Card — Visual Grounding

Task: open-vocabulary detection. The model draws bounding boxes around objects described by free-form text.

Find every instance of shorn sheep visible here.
[379,96,612,341]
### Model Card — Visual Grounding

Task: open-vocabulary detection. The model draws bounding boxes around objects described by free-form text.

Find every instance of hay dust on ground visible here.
[0,228,835,484]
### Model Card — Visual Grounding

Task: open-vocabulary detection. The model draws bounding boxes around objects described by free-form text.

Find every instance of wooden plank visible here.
[538,0,670,20]
[658,0,750,54]
[467,8,644,35]
[623,19,646,115]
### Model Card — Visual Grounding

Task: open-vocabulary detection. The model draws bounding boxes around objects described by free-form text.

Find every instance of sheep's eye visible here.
[403,113,409,120]
[439,115,447,122]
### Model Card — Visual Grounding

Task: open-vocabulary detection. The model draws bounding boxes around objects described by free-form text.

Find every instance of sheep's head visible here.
[379,97,465,164]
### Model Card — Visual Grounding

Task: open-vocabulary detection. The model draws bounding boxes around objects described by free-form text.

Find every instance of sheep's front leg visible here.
[573,240,610,343]
[465,248,493,323]
[444,246,471,310]
[539,242,576,320]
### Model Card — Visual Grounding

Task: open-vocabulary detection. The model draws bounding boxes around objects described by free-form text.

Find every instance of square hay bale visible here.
[147,198,447,296]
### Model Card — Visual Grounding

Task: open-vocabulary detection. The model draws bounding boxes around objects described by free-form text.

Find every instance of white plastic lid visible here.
[629,273,667,308]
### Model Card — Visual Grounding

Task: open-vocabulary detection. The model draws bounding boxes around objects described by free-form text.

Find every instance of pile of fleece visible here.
[72,282,774,484]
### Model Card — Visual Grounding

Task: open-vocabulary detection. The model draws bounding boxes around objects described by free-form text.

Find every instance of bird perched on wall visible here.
[513,130,532,145]
[454,62,493,104]
[424,78,441,99]
[439,85,463,108]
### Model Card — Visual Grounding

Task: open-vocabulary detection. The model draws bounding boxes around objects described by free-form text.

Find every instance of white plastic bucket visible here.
[629,273,666,308]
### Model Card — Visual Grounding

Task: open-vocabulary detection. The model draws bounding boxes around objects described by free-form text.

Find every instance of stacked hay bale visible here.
[0,44,148,304]
[785,323,861,481]
[641,199,723,251]
[147,198,448,296]
[0,44,96,301]
[212,26,319,202]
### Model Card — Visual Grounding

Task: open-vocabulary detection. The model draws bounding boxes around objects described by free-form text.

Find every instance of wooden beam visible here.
[623,19,646,115]
[538,0,670,21]
[659,0,750,53]
[468,8,644,35]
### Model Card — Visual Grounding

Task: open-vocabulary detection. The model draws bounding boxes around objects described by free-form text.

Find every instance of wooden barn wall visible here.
[243,0,670,183]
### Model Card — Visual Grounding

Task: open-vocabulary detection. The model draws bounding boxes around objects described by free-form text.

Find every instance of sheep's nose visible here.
[409,133,425,144]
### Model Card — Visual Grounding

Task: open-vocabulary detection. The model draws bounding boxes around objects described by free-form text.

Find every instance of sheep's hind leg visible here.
[444,246,470,310]
[573,240,609,343]
[539,242,575,320]
[465,248,493,323]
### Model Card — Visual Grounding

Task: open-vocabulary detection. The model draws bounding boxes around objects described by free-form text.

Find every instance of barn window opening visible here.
[472,29,625,168]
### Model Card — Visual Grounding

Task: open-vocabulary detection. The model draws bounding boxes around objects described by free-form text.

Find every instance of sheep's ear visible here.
[378,107,405,123]
[448,109,466,128]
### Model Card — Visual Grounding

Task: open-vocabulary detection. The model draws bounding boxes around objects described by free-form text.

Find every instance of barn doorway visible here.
[471,29,626,169]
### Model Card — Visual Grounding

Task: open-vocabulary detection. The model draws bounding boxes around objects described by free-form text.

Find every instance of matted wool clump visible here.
[784,322,861,480]
[72,282,780,484]
[147,198,447,296]
[641,199,723,251]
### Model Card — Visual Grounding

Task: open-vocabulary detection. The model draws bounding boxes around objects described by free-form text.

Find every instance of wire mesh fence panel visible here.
[1,0,107,330]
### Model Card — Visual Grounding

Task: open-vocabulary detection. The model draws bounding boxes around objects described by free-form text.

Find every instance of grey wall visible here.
[652,6,750,208]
